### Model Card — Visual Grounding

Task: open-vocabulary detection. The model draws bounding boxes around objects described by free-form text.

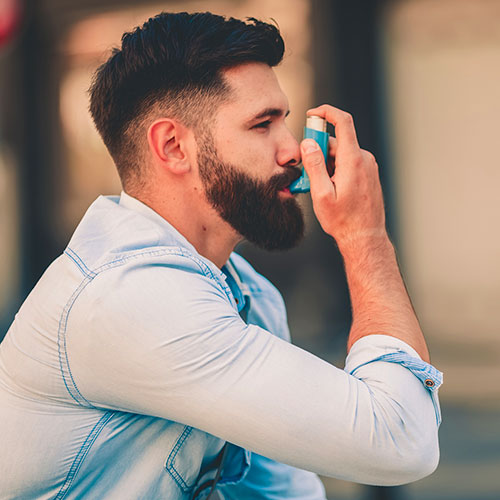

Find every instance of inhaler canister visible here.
[289,116,330,194]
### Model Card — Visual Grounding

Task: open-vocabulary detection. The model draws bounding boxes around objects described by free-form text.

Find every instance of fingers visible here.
[328,136,338,154]
[300,139,335,199]
[327,136,338,177]
[307,105,359,149]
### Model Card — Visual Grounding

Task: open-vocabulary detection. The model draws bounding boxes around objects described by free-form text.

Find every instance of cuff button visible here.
[425,379,435,387]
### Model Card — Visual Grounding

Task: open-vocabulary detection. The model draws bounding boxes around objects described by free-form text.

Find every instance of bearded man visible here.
[0,12,442,500]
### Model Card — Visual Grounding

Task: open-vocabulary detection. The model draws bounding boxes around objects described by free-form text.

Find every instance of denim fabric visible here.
[0,192,441,499]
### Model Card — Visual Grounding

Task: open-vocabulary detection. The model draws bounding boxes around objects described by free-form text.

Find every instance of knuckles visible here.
[349,151,365,168]
[341,112,354,125]
[360,150,379,171]
[361,150,376,163]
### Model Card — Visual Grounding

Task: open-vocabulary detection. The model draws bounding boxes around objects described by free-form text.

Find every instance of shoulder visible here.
[83,251,234,313]
[66,251,240,348]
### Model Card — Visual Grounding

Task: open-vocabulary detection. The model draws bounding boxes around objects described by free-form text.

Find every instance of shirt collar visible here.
[119,191,248,313]
[119,191,200,257]
[222,258,250,317]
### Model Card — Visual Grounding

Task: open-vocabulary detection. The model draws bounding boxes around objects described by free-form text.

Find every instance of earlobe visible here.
[147,119,191,174]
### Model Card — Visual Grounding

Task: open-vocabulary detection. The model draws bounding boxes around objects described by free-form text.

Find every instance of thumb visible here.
[300,139,334,194]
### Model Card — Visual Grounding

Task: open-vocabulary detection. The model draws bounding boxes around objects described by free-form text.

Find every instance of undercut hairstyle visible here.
[88,12,285,189]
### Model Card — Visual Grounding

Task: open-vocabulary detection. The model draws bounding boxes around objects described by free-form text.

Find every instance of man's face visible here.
[196,63,304,250]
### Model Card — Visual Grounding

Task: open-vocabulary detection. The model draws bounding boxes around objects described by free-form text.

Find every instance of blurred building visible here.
[0,1,499,499]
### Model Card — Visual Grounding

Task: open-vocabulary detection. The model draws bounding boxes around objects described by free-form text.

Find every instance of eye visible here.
[253,120,272,130]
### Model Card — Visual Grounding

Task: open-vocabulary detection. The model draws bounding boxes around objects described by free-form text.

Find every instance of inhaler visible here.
[289,115,330,194]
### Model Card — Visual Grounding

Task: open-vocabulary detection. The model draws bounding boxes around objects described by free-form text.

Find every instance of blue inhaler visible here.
[289,115,330,194]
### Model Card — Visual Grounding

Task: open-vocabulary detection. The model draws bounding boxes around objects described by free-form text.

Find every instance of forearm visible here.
[339,233,430,363]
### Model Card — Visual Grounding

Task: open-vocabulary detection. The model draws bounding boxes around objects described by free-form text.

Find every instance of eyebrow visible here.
[248,107,290,123]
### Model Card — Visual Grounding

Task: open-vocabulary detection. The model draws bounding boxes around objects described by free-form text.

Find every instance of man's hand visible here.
[300,104,386,248]
[300,104,430,363]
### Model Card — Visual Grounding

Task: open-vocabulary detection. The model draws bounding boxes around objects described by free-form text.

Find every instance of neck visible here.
[130,187,241,269]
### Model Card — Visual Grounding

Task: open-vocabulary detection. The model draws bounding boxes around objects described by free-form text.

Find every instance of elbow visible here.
[372,428,440,486]
[406,434,440,483]
[323,420,441,486]
[343,399,441,486]
[382,444,439,487]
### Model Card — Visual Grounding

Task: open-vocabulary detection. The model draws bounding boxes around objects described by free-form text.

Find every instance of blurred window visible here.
[0,139,20,329]
[0,27,21,332]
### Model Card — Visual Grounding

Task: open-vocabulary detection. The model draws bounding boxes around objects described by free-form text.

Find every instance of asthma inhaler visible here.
[289,115,329,194]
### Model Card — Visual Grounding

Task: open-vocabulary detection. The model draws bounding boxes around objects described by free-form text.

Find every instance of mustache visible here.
[267,167,303,192]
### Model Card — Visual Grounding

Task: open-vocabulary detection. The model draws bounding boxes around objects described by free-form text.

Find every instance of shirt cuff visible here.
[345,334,443,426]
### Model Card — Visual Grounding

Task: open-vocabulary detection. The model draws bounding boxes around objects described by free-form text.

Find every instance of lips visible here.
[273,169,302,192]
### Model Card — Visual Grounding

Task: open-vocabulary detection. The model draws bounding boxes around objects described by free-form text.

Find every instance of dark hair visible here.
[89,11,285,188]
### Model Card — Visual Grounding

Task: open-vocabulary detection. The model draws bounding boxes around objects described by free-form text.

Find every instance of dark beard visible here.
[197,134,305,251]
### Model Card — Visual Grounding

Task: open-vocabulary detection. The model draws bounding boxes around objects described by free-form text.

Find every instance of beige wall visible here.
[384,0,500,408]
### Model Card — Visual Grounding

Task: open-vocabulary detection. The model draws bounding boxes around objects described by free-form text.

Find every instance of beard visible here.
[197,133,305,251]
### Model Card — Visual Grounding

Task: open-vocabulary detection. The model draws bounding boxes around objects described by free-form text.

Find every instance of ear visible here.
[147,119,192,175]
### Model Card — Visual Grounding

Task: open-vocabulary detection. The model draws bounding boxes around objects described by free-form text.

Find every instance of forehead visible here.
[218,62,289,120]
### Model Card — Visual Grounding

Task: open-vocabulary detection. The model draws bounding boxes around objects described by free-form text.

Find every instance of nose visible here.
[277,126,301,168]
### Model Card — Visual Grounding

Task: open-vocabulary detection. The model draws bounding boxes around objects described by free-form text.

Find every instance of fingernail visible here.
[302,139,319,154]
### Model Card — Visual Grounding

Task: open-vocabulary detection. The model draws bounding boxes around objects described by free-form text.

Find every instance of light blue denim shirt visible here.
[0,192,442,499]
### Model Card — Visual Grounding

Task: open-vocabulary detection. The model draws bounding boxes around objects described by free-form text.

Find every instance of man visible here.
[0,12,442,499]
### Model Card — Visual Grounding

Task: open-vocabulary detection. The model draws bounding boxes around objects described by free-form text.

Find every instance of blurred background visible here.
[0,0,499,499]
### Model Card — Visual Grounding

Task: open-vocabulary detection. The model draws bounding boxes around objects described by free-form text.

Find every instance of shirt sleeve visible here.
[345,334,443,426]
[66,257,441,486]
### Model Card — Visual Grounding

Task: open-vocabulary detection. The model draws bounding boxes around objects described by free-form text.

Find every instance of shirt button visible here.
[235,298,239,304]
[425,379,435,388]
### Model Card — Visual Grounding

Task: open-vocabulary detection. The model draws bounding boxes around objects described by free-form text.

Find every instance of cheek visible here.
[214,128,276,177]
[238,137,277,174]
[244,148,275,180]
